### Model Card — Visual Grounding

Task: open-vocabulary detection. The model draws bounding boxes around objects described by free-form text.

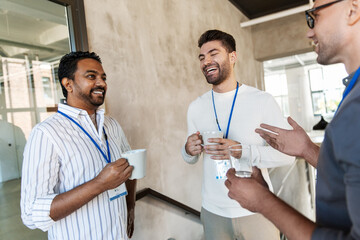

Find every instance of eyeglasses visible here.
[305,0,345,28]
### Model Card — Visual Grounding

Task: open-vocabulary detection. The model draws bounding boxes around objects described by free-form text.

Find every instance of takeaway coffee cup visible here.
[122,149,146,180]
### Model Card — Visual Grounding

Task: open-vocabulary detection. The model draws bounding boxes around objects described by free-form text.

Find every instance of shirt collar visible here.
[343,72,355,87]
[58,103,105,119]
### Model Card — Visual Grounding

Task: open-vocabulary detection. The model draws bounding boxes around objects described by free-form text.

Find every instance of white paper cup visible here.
[202,131,223,145]
[122,149,146,180]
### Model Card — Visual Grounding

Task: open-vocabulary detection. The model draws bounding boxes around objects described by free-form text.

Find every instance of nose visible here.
[202,55,213,69]
[205,55,213,65]
[306,28,314,39]
[95,76,106,87]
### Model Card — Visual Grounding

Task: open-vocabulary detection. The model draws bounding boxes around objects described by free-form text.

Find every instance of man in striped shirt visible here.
[21,51,136,239]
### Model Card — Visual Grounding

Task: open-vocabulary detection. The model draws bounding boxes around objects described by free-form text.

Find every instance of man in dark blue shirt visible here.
[225,0,360,239]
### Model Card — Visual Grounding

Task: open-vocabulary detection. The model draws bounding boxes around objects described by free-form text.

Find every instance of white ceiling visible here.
[0,0,70,61]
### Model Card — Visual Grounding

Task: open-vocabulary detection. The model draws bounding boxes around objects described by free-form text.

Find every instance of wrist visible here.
[91,177,107,194]
[302,141,320,167]
[257,190,276,214]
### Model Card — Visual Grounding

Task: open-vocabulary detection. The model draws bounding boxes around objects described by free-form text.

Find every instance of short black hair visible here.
[58,51,102,98]
[198,29,236,53]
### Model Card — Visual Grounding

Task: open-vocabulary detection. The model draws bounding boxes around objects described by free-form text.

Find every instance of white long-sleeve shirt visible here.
[21,103,130,240]
[181,84,294,218]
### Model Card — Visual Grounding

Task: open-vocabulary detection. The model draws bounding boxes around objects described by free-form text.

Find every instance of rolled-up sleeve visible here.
[20,127,59,231]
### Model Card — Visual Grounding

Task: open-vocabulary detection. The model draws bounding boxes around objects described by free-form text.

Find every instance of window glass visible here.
[264,52,347,118]
[308,65,346,115]
[264,71,289,116]
[0,0,70,138]
[0,0,74,188]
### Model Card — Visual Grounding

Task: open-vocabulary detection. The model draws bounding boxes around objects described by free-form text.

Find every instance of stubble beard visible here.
[74,83,105,108]
[316,34,341,66]
[204,62,231,86]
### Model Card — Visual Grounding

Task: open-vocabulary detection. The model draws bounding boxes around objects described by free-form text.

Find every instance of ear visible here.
[229,51,237,65]
[61,77,73,94]
[348,0,360,25]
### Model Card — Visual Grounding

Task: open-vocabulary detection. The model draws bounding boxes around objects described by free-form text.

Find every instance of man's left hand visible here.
[127,206,135,238]
[204,138,239,160]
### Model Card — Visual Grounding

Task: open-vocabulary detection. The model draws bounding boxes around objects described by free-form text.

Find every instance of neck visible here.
[66,97,98,115]
[344,60,360,75]
[212,77,239,93]
[342,38,360,74]
[90,111,98,130]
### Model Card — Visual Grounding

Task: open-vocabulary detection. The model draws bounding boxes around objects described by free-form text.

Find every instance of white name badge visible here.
[215,160,231,180]
[108,183,127,201]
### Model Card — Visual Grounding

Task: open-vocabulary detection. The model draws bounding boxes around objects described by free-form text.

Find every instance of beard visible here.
[315,34,341,66]
[88,88,106,106]
[203,61,231,86]
[73,82,106,108]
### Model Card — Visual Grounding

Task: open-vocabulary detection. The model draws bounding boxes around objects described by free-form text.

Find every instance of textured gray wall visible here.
[83,0,262,239]
[252,13,313,61]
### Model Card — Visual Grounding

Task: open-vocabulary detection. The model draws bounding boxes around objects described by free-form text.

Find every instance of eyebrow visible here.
[198,48,219,59]
[85,70,106,76]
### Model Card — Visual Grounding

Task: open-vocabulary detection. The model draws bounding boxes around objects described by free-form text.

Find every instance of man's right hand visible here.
[185,131,203,156]
[95,158,133,192]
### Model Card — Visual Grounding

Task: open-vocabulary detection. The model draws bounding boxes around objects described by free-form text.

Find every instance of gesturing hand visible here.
[255,116,312,158]
[185,131,203,156]
[95,158,133,192]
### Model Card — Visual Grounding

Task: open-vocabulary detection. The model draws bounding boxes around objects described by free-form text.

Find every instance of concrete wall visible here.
[83,0,262,239]
[252,13,313,61]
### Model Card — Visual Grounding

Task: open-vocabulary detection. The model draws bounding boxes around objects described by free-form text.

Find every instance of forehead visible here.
[200,40,226,54]
[76,58,104,73]
[313,0,330,7]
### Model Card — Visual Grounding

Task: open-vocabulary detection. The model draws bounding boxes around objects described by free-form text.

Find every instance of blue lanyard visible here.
[58,110,111,163]
[211,82,239,139]
[336,67,360,113]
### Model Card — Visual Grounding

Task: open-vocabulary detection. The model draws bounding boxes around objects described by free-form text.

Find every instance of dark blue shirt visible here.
[312,72,360,239]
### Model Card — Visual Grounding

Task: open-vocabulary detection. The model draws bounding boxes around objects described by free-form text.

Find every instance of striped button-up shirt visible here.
[21,103,131,240]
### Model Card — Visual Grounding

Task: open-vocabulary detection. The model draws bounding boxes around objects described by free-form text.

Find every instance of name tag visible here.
[215,160,230,180]
[108,183,127,201]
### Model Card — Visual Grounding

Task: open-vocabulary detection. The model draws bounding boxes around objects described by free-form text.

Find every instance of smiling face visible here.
[199,40,234,86]
[306,0,347,65]
[63,58,107,114]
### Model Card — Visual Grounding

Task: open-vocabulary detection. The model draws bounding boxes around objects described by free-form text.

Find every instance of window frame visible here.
[48,0,89,51]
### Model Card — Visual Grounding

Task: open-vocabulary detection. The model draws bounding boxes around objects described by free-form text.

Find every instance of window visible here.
[0,0,88,183]
[308,65,346,116]
[264,52,347,119]
[264,71,289,116]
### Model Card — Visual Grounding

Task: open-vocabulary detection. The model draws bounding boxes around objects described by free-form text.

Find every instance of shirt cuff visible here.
[32,194,57,231]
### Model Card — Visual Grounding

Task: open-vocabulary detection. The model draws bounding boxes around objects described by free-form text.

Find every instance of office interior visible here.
[0,0,347,239]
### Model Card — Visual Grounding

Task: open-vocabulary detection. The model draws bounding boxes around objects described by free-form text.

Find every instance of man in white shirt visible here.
[181,29,294,240]
[21,51,136,240]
